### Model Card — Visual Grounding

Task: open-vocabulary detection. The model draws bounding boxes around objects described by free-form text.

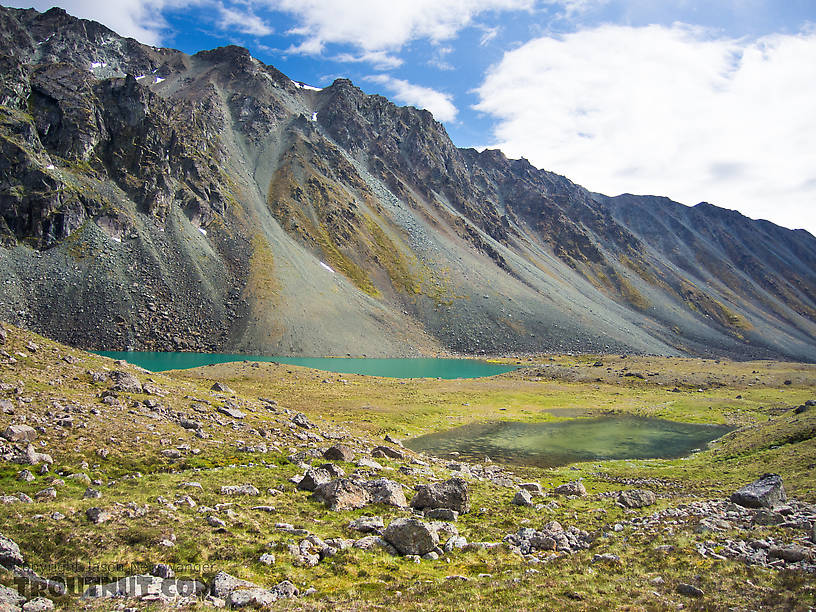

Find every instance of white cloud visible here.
[366,75,458,123]
[268,0,534,57]
[473,24,816,233]
[217,5,274,36]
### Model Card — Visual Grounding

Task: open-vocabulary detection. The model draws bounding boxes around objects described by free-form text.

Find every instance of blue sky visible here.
[10,1,816,233]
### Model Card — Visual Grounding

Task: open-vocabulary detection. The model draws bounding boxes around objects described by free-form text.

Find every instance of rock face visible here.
[0,5,815,362]
[383,518,440,556]
[618,489,656,508]
[410,478,470,514]
[730,474,786,509]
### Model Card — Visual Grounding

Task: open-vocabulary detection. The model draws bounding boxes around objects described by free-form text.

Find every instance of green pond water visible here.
[95,352,516,379]
[404,416,734,468]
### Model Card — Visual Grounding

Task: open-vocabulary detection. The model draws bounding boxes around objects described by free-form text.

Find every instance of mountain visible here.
[1,5,815,361]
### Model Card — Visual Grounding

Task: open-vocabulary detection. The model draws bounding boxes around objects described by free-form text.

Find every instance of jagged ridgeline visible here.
[1,5,815,360]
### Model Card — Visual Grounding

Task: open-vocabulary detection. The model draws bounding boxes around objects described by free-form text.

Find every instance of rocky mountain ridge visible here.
[1,5,815,360]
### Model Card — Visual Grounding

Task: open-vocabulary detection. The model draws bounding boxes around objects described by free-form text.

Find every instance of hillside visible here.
[1,5,815,360]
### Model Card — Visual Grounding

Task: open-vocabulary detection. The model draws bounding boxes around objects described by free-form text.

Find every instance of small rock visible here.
[512,490,534,507]
[151,563,175,579]
[292,413,313,429]
[217,406,245,419]
[371,445,405,460]
[17,469,35,482]
[553,481,586,497]
[211,382,235,394]
[83,487,102,499]
[86,507,112,524]
[348,516,384,533]
[676,583,704,597]
[259,553,275,565]
[424,508,459,521]
[220,484,260,496]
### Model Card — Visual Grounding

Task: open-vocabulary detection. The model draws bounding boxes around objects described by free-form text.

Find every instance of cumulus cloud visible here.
[269,0,534,57]
[366,75,458,123]
[217,5,274,36]
[473,24,816,233]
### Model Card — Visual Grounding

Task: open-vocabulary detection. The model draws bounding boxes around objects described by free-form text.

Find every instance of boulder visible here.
[82,575,205,599]
[676,583,704,598]
[211,382,235,394]
[410,477,470,514]
[217,406,245,419]
[617,489,656,508]
[512,490,534,507]
[313,478,371,511]
[364,478,407,507]
[318,463,346,478]
[0,585,25,609]
[2,424,37,442]
[292,413,314,429]
[383,518,440,556]
[371,445,405,460]
[220,484,260,496]
[109,371,143,393]
[228,587,277,608]
[519,482,543,495]
[730,473,786,508]
[348,516,384,533]
[323,445,354,461]
[424,508,459,521]
[22,597,55,612]
[553,480,586,497]
[297,468,332,492]
[211,571,259,598]
[86,507,111,524]
[0,533,24,567]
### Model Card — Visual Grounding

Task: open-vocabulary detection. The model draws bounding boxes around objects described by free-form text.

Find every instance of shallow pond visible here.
[403,415,733,468]
[95,352,516,379]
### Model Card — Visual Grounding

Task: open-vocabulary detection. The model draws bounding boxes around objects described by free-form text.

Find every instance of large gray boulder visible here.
[297,468,332,492]
[109,371,143,393]
[2,425,37,442]
[730,474,786,508]
[383,518,439,556]
[313,478,371,511]
[553,480,587,497]
[0,533,24,567]
[323,445,354,461]
[364,478,407,507]
[409,477,470,514]
[617,489,656,508]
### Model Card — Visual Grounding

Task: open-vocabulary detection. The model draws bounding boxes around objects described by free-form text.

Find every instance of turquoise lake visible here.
[95,352,516,379]
[404,416,733,468]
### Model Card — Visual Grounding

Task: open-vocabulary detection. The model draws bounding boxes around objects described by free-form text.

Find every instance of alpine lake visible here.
[98,351,733,468]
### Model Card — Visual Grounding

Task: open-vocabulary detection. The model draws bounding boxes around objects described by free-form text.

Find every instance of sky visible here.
[9,0,816,234]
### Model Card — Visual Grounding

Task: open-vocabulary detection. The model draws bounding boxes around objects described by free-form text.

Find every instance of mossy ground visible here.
[0,323,814,610]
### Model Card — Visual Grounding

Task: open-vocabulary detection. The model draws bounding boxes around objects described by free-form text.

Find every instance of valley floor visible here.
[0,322,814,610]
